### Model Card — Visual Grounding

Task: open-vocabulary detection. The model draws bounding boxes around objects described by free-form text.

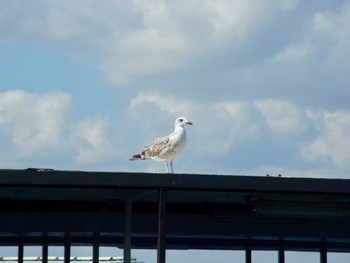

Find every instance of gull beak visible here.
[186,120,193,125]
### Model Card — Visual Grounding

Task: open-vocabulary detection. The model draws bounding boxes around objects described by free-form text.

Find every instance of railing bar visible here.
[157,189,167,263]
[93,233,99,263]
[18,245,24,263]
[0,257,140,262]
[320,248,327,263]
[124,197,132,263]
[278,249,285,263]
[64,233,71,263]
[245,249,252,263]
[42,245,48,263]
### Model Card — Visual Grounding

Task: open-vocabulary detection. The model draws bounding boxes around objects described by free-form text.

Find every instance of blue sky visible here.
[1,1,350,262]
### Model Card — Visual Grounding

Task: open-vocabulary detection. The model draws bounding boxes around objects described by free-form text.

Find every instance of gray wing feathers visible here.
[145,136,171,158]
[129,135,172,160]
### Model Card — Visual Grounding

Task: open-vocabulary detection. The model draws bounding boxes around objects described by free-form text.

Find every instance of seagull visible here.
[129,116,193,173]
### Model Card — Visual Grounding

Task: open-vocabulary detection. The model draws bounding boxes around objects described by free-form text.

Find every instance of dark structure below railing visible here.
[1,169,350,263]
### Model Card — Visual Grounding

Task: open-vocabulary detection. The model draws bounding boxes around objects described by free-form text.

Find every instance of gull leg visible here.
[165,161,169,173]
[170,161,174,174]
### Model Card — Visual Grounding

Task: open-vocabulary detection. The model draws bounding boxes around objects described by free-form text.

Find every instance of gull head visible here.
[175,116,193,127]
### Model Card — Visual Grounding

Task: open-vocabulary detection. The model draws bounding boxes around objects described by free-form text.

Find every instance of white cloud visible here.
[206,101,259,154]
[268,1,350,68]
[0,89,70,156]
[99,0,193,85]
[73,117,117,164]
[44,3,89,40]
[0,90,124,168]
[201,0,287,44]
[129,91,199,118]
[269,43,309,65]
[16,0,122,41]
[254,99,308,134]
[300,110,350,169]
[2,1,349,94]
[277,0,301,11]
[104,28,190,85]
[0,0,301,86]
[312,1,350,67]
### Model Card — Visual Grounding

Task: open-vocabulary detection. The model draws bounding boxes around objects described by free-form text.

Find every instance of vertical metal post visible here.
[42,244,48,263]
[64,233,71,263]
[18,245,24,263]
[320,248,327,263]
[124,197,132,263]
[278,249,285,263]
[93,233,100,263]
[157,189,167,263]
[245,249,252,263]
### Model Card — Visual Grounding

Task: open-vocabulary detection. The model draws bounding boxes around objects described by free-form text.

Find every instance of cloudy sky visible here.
[1,0,350,262]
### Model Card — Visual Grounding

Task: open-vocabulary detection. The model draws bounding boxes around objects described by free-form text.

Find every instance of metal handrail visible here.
[0,257,141,263]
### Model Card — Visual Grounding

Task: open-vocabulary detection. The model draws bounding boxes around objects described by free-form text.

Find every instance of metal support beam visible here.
[93,233,99,263]
[64,233,71,263]
[42,244,48,263]
[320,248,327,263]
[278,249,285,263]
[245,249,252,263]
[18,245,24,263]
[124,197,132,263]
[157,189,167,263]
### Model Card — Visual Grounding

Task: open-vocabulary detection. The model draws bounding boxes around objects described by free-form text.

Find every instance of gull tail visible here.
[129,146,149,161]
[129,154,143,161]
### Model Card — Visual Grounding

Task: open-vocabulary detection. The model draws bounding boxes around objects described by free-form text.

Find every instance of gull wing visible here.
[144,135,171,159]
